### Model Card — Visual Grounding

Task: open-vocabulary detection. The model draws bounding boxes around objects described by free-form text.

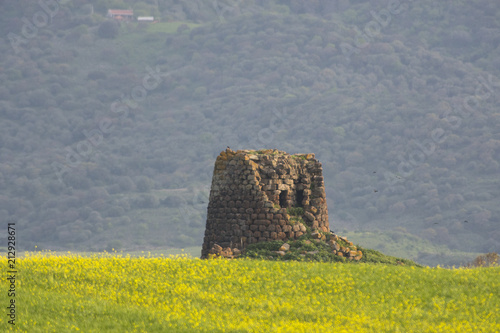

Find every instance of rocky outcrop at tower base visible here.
[201,149,329,258]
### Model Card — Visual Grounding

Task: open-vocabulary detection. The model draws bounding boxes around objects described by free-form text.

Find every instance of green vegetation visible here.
[287,206,305,225]
[465,252,499,268]
[360,248,419,266]
[0,0,499,267]
[343,230,484,267]
[146,22,200,34]
[291,155,307,160]
[254,149,281,155]
[3,254,498,332]
[288,215,305,226]
[242,232,420,266]
[287,206,305,217]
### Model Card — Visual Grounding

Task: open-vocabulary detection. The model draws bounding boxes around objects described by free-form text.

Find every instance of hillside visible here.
[0,0,499,266]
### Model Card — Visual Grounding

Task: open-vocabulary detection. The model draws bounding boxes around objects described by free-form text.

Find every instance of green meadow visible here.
[1,254,498,332]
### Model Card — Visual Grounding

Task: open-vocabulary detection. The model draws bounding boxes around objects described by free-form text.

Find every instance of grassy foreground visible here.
[1,253,499,332]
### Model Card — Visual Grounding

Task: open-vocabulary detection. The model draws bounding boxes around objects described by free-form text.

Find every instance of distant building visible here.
[137,17,154,22]
[106,9,134,21]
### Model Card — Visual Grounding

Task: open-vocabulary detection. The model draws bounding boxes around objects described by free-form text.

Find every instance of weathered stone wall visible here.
[201,149,329,258]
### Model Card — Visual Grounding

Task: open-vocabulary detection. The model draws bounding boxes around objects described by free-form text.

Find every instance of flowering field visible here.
[2,253,499,332]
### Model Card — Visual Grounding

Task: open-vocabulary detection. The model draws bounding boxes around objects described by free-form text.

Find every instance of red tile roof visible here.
[108,10,134,16]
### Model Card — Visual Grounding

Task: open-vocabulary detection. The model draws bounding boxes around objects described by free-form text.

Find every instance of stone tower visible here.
[201,149,329,258]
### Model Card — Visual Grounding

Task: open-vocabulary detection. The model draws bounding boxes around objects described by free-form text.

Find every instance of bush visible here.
[287,207,304,216]
[465,253,499,268]
[135,176,153,192]
[132,194,159,209]
[98,21,119,39]
[87,70,107,80]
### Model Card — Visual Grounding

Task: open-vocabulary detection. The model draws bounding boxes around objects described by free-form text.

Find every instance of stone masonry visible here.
[201,148,329,258]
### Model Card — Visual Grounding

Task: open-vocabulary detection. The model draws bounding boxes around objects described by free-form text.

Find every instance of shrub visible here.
[136,176,154,192]
[465,252,499,268]
[87,70,107,80]
[287,207,304,216]
[98,21,119,39]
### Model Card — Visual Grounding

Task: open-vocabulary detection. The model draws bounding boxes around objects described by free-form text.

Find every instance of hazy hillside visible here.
[0,0,499,266]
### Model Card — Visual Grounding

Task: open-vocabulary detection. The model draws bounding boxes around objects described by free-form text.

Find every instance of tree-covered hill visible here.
[0,0,499,266]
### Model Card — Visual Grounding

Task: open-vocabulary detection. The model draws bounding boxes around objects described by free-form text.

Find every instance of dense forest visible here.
[0,0,499,266]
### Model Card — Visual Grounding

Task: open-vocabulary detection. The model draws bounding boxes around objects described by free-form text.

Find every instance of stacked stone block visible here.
[201,148,330,258]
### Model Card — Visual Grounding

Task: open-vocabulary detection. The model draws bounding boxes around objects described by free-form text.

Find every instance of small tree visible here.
[136,176,153,192]
[98,20,119,39]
